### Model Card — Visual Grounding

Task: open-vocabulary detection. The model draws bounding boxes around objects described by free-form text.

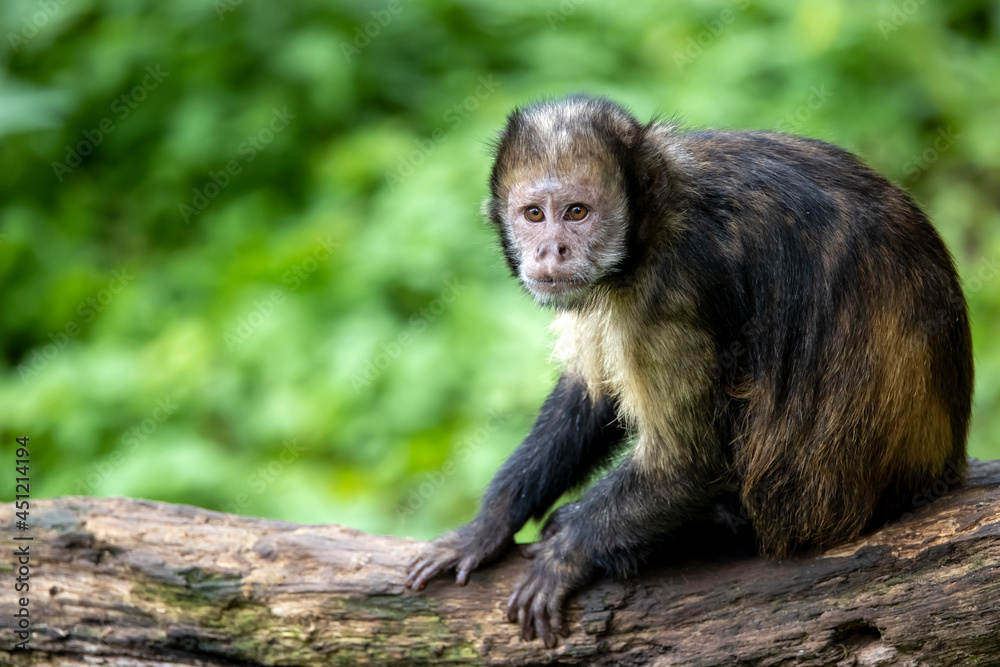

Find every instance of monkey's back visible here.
[673,130,974,555]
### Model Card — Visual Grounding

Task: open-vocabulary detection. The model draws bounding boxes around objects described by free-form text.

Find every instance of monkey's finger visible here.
[520,604,535,642]
[510,587,531,639]
[406,549,439,575]
[403,560,424,588]
[548,596,567,638]
[404,557,433,587]
[520,593,541,643]
[533,595,555,648]
[404,570,423,590]
[406,552,423,571]
[506,583,524,623]
[455,556,479,586]
[406,558,449,590]
[508,577,537,629]
[507,576,534,624]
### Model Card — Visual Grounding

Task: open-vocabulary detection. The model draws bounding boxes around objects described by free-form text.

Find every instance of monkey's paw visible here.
[506,540,591,648]
[405,528,511,590]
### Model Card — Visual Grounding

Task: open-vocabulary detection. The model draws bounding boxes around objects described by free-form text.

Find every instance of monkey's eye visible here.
[525,206,544,222]
[566,204,589,221]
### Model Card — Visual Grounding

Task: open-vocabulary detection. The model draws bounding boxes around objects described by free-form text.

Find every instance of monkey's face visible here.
[503,173,628,308]
[487,98,640,307]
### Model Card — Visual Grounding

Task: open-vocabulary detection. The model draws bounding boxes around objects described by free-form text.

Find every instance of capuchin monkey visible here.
[405,95,974,647]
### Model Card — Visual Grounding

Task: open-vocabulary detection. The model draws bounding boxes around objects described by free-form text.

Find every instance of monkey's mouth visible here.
[524,276,590,294]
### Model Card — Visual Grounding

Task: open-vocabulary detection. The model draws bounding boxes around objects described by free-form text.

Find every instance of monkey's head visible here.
[485,96,653,308]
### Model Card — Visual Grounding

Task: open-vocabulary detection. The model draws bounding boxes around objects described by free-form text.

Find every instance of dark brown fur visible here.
[406,96,974,647]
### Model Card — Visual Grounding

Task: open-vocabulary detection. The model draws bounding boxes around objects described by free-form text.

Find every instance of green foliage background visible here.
[1,0,998,541]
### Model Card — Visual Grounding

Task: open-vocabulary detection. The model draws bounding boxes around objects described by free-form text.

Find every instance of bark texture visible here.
[2,459,999,666]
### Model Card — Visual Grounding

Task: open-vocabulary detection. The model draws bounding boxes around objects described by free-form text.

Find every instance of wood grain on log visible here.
[2,459,999,666]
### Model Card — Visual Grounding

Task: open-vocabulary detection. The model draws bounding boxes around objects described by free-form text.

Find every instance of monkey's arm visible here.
[405,374,628,590]
[507,453,723,647]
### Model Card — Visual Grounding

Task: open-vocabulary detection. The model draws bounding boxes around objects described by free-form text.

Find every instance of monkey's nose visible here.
[536,242,570,262]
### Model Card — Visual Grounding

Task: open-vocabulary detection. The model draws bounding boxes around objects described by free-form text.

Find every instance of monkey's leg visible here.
[507,452,721,647]
[405,374,627,590]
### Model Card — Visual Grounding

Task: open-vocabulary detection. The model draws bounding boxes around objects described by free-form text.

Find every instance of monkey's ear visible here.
[481,196,505,227]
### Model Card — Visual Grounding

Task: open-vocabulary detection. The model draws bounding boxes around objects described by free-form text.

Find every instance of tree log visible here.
[2,459,999,666]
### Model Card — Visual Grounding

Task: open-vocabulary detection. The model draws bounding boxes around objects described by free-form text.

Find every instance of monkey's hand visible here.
[405,524,512,590]
[506,528,594,649]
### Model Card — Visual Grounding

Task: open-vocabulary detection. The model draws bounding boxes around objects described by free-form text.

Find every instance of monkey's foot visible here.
[405,528,511,590]
[506,541,592,648]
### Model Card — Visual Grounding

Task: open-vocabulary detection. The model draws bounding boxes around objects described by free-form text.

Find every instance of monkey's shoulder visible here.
[671,129,888,199]
[655,128,926,244]
[676,128,864,168]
